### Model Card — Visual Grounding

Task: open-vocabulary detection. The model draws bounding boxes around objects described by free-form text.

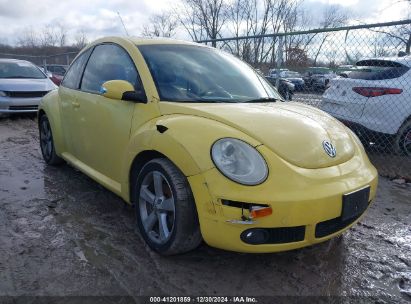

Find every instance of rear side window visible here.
[81,44,141,94]
[62,48,93,89]
[349,60,410,80]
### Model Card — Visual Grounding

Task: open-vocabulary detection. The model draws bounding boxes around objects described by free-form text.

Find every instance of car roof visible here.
[88,36,202,48]
[356,56,411,67]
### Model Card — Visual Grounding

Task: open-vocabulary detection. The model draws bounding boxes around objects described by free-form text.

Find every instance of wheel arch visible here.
[129,150,166,204]
[127,143,202,205]
[37,91,65,155]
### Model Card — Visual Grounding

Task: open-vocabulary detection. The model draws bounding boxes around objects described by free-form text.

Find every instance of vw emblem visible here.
[322,141,337,158]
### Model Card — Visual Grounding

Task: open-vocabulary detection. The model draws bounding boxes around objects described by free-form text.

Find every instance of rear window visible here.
[349,60,409,80]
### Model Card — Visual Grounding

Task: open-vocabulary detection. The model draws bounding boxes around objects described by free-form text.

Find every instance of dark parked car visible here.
[303,67,337,90]
[265,75,295,100]
[278,70,305,91]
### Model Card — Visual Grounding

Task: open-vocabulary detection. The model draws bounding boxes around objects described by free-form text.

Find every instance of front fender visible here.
[121,114,261,201]
[38,90,64,155]
[133,114,260,175]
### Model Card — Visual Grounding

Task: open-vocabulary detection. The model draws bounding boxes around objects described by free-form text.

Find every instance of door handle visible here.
[72,101,80,108]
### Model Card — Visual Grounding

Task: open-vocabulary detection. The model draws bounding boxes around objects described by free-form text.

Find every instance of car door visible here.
[59,47,93,156]
[72,43,146,189]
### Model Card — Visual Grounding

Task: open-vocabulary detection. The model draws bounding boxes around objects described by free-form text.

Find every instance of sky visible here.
[0,0,408,46]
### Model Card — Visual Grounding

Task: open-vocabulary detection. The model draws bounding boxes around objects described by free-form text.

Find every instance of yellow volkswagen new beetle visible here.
[38,37,378,255]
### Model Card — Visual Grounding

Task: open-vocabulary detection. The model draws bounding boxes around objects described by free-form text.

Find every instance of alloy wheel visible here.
[40,118,53,161]
[139,171,176,244]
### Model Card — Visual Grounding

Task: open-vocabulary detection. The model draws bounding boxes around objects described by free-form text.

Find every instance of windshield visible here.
[0,61,46,79]
[138,44,281,102]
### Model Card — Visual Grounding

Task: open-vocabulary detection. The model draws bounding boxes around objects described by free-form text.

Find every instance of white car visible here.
[321,56,411,156]
[0,59,56,114]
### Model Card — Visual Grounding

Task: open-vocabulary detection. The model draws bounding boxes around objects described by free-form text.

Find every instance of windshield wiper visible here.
[243,97,280,103]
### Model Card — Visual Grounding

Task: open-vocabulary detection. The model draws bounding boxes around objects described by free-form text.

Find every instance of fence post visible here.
[43,58,47,73]
[66,54,70,66]
[275,35,284,89]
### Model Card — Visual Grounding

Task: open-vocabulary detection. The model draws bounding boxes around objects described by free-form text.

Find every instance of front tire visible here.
[133,158,202,255]
[39,115,63,165]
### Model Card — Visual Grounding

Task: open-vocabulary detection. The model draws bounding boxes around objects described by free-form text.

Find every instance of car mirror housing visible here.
[100,80,147,103]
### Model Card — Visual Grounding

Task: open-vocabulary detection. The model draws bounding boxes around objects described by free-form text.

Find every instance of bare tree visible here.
[74,29,88,49]
[226,0,305,65]
[39,25,59,47]
[142,12,178,38]
[176,0,228,47]
[312,5,349,65]
[56,23,68,47]
[369,6,411,55]
[17,28,39,48]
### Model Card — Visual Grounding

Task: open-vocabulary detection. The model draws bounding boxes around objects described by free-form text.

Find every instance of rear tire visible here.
[394,120,411,156]
[39,115,64,165]
[284,89,292,101]
[133,158,202,255]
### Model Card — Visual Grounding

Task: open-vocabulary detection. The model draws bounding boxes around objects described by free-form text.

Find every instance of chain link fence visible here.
[1,21,410,178]
[0,51,78,70]
[198,20,411,179]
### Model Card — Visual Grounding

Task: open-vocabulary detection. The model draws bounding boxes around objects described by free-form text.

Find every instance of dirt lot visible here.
[0,115,410,303]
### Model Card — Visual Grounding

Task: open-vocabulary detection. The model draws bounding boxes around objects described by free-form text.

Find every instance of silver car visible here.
[0,59,56,113]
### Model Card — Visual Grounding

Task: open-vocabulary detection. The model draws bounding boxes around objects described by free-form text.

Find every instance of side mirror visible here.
[100,80,147,103]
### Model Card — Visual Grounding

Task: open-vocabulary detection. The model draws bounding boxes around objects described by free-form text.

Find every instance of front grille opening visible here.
[241,226,305,245]
[315,213,362,238]
[221,199,268,209]
[5,91,49,98]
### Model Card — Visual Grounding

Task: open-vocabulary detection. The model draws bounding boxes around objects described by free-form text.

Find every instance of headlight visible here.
[211,138,268,185]
[0,91,6,97]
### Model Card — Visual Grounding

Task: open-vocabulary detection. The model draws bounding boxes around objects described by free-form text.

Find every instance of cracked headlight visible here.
[211,138,268,185]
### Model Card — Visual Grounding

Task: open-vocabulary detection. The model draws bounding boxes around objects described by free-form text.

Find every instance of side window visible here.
[81,44,142,94]
[61,48,93,89]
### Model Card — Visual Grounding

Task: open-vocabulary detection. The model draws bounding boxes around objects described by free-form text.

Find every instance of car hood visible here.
[0,78,56,92]
[160,102,355,169]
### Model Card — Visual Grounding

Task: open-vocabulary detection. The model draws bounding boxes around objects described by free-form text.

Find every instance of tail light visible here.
[353,87,402,97]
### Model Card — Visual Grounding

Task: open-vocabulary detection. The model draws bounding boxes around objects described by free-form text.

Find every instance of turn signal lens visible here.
[250,206,272,219]
[352,87,402,97]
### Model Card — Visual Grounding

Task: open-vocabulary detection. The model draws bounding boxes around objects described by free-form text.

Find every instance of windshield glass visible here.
[138,44,281,102]
[0,61,46,79]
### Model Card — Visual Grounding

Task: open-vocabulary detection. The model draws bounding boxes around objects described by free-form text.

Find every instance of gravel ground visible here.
[0,115,410,303]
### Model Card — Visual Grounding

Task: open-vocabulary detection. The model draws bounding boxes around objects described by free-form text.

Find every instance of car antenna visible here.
[117,12,130,36]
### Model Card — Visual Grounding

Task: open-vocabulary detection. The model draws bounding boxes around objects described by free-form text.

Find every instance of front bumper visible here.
[0,96,41,113]
[188,145,378,253]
